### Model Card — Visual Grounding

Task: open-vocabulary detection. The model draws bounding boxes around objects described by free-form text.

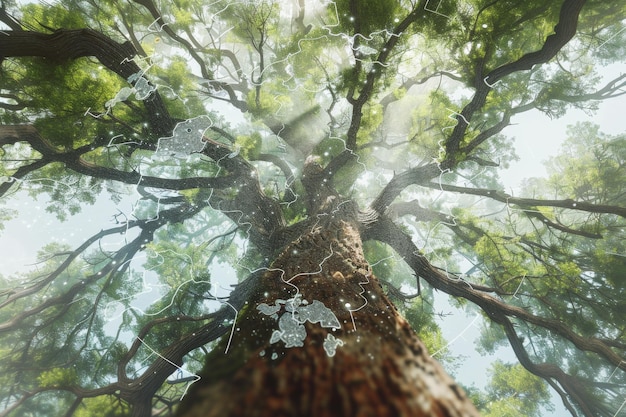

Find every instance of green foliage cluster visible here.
[469,360,553,417]
[37,368,79,388]
[334,0,400,35]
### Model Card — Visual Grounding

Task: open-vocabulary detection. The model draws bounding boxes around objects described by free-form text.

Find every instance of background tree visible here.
[0,0,625,416]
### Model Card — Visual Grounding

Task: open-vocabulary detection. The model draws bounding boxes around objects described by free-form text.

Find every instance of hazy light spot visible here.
[298,300,341,328]
[258,295,341,349]
[257,302,281,317]
[323,334,344,357]
[156,116,212,156]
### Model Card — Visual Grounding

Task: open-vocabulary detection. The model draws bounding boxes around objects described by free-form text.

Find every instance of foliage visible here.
[1,0,625,416]
[469,360,553,417]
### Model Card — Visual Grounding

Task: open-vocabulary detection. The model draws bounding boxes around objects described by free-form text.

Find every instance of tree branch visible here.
[0,202,203,332]
[501,318,613,417]
[444,0,587,160]
[117,269,262,415]
[345,6,422,150]
[368,162,443,215]
[486,0,587,84]
[0,125,238,190]
[422,182,626,218]
[254,153,296,202]
[0,28,176,136]
[131,0,247,111]
[364,215,625,415]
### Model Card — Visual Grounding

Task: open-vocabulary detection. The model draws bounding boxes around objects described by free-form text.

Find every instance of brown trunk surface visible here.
[176,213,479,417]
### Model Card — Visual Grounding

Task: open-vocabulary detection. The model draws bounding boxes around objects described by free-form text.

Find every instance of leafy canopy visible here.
[0,0,625,416]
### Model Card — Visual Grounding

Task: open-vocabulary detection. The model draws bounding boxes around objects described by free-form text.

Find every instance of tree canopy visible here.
[0,0,625,416]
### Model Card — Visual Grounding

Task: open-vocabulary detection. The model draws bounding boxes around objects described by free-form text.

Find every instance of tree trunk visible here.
[175,206,479,417]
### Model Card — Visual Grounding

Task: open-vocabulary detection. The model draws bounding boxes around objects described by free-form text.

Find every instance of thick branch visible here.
[2,123,284,254]
[501,318,610,417]
[363,216,626,414]
[0,156,51,197]
[444,0,586,159]
[119,270,262,416]
[369,2,591,215]
[485,0,587,84]
[423,182,626,218]
[0,29,175,136]
[0,125,237,190]
[345,7,421,150]
[369,163,443,215]
[0,7,22,31]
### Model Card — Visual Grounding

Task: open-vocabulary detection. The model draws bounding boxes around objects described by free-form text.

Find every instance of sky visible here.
[502,63,626,190]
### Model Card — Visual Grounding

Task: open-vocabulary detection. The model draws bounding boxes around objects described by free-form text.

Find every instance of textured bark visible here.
[176,206,479,417]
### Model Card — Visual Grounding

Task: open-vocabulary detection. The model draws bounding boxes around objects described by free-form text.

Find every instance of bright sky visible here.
[502,63,626,191]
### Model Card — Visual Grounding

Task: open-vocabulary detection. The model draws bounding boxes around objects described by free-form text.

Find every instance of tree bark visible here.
[175,205,479,417]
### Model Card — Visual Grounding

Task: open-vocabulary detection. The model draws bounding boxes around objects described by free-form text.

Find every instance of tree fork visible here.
[175,204,479,417]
